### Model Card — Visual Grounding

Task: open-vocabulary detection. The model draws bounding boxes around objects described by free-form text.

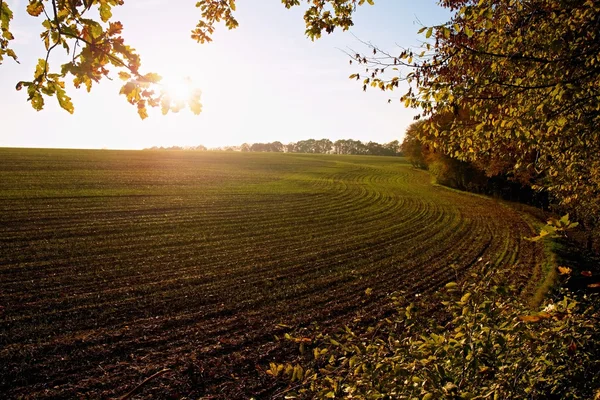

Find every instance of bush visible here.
[268,265,600,399]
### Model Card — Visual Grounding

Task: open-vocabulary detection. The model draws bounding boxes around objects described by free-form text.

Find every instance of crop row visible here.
[0,149,543,398]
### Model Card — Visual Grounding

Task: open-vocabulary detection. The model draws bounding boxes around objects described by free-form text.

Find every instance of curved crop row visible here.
[0,149,543,399]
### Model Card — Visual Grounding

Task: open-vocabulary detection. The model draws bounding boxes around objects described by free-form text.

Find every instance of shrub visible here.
[268,265,600,399]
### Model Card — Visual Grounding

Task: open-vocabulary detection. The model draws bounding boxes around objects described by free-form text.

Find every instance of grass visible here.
[0,148,545,399]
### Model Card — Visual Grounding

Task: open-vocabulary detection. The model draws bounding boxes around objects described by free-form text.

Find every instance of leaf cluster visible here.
[2,0,375,117]
[3,0,205,118]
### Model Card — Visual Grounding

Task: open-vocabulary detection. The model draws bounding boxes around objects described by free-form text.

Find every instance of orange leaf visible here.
[587,282,600,288]
[519,315,542,323]
[558,266,572,275]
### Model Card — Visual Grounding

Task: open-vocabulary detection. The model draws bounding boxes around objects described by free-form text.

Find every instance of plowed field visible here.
[0,149,543,398]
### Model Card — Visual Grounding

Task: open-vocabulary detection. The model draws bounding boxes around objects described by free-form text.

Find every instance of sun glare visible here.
[158,76,202,115]
[161,76,196,103]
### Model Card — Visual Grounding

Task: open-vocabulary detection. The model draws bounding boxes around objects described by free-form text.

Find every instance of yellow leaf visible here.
[137,101,148,120]
[118,71,131,81]
[519,315,542,323]
[558,266,572,275]
[26,1,44,17]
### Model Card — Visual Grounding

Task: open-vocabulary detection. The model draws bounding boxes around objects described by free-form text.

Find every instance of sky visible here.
[0,1,450,149]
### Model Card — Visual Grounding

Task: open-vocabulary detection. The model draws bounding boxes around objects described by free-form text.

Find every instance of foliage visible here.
[268,265,600,399]
[528,214,580,242]
[350,0,600,226]
[288,139,334,154]
[400,121,550,207]
[400,121,428,169]
[145,138,403,156]
[0,0,372,117]
[250,141,286,153]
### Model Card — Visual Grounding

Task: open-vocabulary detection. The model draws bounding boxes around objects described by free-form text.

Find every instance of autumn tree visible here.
[351,0,600,224]
[401,121,429,169]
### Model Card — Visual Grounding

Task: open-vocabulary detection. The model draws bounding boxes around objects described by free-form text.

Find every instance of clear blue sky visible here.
[0,0,449,149]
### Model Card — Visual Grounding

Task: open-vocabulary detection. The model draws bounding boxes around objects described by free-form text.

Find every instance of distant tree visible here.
[333,139,348,155]
[269,141,284,152]
[314,139,333,154]
[285,142,296,153]
[294,139,317,153]
[366,141,386,156]
[350,139,367,155]
[383,140,402,156]
[240,143,251,152]
[250,143,265,152]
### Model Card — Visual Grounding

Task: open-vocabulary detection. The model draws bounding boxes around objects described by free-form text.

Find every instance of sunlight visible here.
[161,76,196,103]
[157,75,202,115]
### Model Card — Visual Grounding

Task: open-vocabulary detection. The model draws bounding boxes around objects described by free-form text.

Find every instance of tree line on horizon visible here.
[145,138,403,156]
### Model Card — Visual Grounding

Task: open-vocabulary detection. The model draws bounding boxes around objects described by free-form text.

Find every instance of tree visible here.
[0,0,370,118]
[350,0,600,223]
[269,141,285,152]
[383,140,401,156]
[401,121,428,169]
[314,139,333,154]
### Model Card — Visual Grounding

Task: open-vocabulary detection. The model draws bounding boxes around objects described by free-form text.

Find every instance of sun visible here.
[161,76,196,103]
[158,76,202,114]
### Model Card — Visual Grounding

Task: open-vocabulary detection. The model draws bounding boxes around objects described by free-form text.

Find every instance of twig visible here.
[44,1,145,81]
[272,382,305,399]
[119,368,171,400]
[40,0,63,78]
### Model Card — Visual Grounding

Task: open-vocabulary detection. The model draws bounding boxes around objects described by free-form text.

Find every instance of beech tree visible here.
[350,0,600,221]
[0,0,369,118]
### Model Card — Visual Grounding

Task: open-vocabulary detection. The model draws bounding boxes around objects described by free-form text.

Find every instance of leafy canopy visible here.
[0,0,371,119]
[350,0,600,220]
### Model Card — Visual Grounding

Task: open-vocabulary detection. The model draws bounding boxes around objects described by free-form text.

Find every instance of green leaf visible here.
[56,84,75,114]
[99,3,112,23]
[30,91,44,111]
